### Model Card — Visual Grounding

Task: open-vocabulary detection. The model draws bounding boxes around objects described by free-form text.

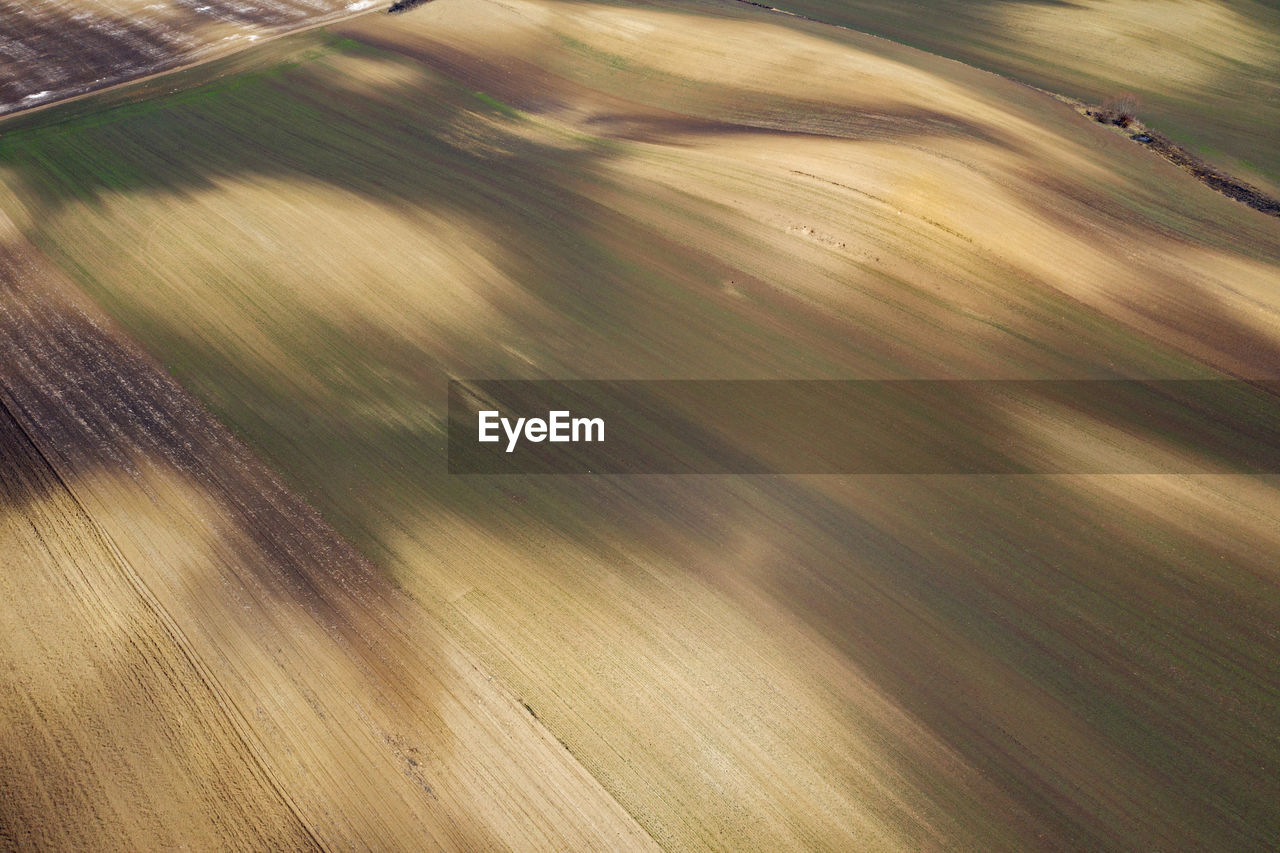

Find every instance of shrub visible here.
[1100,93,1140,128]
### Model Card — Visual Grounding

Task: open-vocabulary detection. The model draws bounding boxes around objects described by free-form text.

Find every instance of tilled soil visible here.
[0,219,656,850]
[0,0,372,115]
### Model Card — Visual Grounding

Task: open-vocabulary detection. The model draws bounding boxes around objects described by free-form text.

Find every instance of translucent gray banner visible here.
[447,380,1280,474]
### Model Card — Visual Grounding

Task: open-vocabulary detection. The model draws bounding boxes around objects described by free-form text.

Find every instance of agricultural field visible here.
[0,0,373,115]
[0,208,652,849]
[1,0,1279,849]
[761,0,1280,195]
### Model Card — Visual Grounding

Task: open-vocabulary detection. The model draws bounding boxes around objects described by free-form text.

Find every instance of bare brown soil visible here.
[0,0,372,116]
[0,393,321,852]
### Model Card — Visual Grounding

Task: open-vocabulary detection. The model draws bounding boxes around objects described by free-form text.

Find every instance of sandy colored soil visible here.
[0,374,318,852]
[1,0,1278,849]
[0,216,655,850]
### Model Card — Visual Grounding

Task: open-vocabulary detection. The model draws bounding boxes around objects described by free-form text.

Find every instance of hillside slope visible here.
[759,0,1280,194]
[1,0,1278,848]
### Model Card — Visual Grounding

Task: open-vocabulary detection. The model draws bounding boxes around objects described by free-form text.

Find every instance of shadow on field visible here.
[0,225,522,851]
[624,472,1280,849]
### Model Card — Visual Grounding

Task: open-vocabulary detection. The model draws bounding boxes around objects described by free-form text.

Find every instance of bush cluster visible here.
[1090,93,1140,128]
